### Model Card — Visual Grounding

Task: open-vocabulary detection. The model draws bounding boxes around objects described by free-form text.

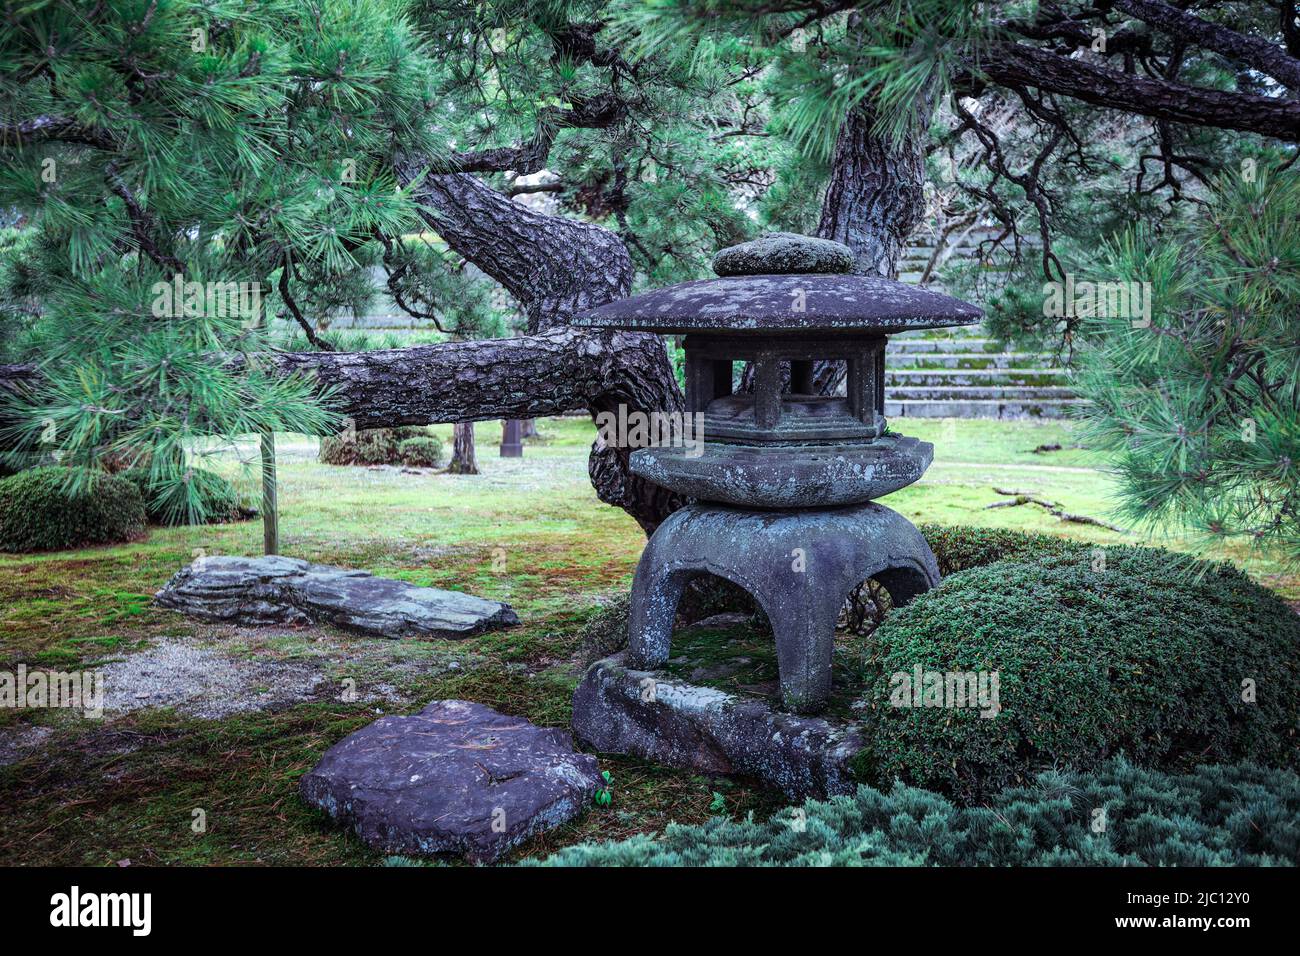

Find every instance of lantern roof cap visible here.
[572,273,982,335]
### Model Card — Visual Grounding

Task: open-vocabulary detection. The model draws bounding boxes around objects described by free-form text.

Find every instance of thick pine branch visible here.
[1114,0,1300,91]
[968,42,1300,141]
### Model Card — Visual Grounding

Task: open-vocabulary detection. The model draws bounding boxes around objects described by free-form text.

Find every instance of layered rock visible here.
[155,555,519,639]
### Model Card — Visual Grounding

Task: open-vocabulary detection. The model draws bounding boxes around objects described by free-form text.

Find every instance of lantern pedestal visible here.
[625,501,939,714]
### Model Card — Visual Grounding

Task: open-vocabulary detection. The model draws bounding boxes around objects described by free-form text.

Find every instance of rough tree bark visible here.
[448,422,478,475]
[406,172,632,333]
[394,170,684,531]
[817,100,930,279]
[804,94,934,396]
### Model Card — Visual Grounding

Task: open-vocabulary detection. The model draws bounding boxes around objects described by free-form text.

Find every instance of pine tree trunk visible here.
[809,94,934,395]
[260,429,279,555]
[818,100,930,279]
[447,421,478,475]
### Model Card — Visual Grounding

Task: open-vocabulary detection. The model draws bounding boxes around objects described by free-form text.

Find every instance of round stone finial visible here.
[711,232,854,277]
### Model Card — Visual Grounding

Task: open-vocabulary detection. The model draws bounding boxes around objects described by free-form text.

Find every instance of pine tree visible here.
[1076,167,1300,560]
[0,0,441,517]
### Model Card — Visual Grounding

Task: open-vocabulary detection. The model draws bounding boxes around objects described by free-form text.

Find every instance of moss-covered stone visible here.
[711,232,854,277]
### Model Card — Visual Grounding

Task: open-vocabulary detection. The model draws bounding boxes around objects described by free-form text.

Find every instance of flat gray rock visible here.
[712,232,854,276]
[572,652,867,800]
[301,700,601,863]
[154,555,519,639]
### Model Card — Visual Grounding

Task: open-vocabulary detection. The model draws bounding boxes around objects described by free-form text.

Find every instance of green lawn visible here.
[0,415,1294,865]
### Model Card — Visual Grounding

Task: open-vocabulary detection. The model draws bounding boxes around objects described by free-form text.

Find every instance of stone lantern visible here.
[573,234,981,716]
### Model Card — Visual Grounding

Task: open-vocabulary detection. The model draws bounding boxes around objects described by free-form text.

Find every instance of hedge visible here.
[0,466,147,551]
[397,435,445,468]
[526,760,1300,866]
[319,426,441,466]
[858,547,1300,800]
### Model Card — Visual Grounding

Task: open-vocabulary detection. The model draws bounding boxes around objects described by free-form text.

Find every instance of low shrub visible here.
[858,547,1300,800]
[919,523,1091,576]
[526,760,1300,866]
[319,426,435,466]
[119,467,252,526]
[397,435,445,468]
[0,466,147,552]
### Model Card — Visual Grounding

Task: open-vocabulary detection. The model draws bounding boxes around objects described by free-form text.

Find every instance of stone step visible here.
[888,385,1079,401]
[886,398,1090,419]
[886,368,1071,387]
[888,338,1007,354]
[886,353,1059,371]
[890,325,990,341]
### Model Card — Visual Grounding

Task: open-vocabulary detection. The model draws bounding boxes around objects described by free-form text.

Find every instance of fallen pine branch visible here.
[987,487,1129,534]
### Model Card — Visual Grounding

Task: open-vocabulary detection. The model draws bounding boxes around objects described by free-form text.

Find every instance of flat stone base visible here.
[571,652,866,800]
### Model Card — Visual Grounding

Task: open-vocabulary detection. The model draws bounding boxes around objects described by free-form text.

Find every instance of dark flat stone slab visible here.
[154,555,519,639]
[301,700,602,864]
[572,652,867,800]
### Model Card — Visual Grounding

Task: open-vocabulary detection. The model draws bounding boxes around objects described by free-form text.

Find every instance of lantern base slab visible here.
[571,651,867,801]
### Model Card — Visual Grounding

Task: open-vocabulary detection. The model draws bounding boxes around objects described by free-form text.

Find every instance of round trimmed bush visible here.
[319,426,435,466]
[857,547,1300,801]
[120,467,250,526]
[397,435,444,468]
[0,466,147,552]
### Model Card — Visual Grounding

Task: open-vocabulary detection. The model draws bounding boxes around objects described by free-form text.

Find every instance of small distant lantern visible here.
[500,419,523,458]
[574,234,981,714]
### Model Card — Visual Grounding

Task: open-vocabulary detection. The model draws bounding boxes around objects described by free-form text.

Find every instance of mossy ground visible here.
[0,416,1294,865]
